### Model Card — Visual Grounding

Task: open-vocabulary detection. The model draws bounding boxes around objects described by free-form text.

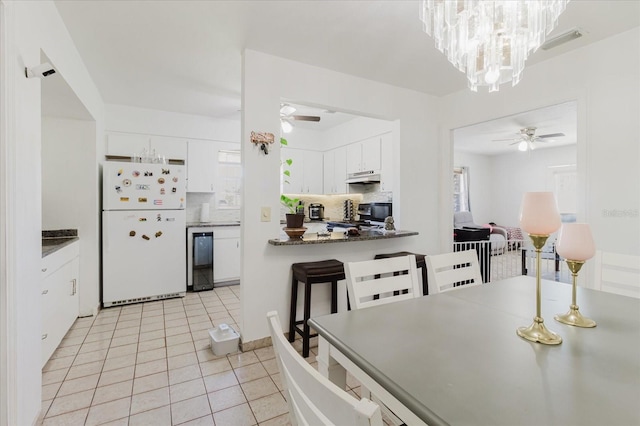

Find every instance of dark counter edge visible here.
[42,236,79,258]
[268,231,419,246]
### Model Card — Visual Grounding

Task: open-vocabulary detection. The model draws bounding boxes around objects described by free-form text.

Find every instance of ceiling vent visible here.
[541,28,583,50]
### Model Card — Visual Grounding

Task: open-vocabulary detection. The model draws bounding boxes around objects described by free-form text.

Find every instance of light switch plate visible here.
[261,206,271,222]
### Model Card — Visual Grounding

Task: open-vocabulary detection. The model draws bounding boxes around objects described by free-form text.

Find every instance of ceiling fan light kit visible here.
[494,126,566,152]
[419,0,571,92]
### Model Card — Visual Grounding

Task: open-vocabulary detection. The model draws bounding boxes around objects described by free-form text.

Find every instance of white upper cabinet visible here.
[282,147,323,194]
[187,140,216,192]
[346,136,381,174]
[380,132,393,192]
[106,132,187,161]
[323,146,347,194]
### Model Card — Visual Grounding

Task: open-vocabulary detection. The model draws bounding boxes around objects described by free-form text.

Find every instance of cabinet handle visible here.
[42,334,48,340]
[42,289,48,295]
[41,267,47,273]
[72,278,77,296]
[236,241,239,248]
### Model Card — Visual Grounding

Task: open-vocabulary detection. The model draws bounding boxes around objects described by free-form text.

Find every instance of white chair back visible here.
[345,255,421,310]
[426,250,484,294]
[266,311,383,426]
[593,251,640,299]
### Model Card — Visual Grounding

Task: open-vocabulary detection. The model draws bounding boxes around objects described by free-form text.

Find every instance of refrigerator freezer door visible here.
[103,209,186,306]
[103,161,186,210]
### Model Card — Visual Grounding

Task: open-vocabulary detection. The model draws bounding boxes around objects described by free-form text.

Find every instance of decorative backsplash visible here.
[279,191,393,221]
[186,193,240,223]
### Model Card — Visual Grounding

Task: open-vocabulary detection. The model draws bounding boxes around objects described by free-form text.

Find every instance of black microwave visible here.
[357,202,392,223]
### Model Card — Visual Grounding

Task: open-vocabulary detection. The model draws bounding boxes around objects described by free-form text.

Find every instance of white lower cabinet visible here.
[41,242,79,367]
[213,227,240,283]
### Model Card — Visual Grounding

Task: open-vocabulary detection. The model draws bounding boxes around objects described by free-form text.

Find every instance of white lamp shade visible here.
[556,223,596,261]
[519,192,561,235]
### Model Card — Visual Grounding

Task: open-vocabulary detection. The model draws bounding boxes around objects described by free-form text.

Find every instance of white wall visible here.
[490,145,577,226]
[322,116,394,151]
[105,104,240,142]
[1,1,104,424]
[455,145,577,227]
[440,28,640,261]
[241,49,439,343]
[453,151,493,225]
[42,117,99,317]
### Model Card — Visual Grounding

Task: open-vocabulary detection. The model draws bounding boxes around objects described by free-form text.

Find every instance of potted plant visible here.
[281,137,305,229]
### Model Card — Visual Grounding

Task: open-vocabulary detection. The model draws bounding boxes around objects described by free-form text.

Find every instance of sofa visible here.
[454,211,508,254]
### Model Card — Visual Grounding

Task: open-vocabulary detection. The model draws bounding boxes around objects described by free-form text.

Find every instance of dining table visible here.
[308,276,640,426]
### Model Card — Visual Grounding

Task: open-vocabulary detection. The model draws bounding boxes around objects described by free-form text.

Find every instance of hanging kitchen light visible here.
[419,0,571,92]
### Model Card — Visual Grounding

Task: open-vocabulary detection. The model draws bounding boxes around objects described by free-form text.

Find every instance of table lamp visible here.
[517,192,563,345]
[554,223,597,327]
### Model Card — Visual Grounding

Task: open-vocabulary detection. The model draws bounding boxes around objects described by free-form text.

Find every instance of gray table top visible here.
[309,276,640,426]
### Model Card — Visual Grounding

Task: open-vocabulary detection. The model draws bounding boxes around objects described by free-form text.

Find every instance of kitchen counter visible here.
[186,221,240,227]
[42,229,79,257]
[268,230,418,246]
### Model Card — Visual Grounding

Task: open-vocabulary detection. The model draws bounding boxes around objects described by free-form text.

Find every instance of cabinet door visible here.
[323,150,334,194]
[150,136,187,161]
[106,133,150,157]
[281,147,304,193]
[187,140,216,192]
[333,146,347,194]
[361,136,381,172]
[380,133,393,192]
[214,228,240,283]
[303,150,323,194]
[346,143,362,174]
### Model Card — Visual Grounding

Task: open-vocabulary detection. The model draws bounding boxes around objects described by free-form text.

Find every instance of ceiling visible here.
[54,0,640,121]
[454,101,578,156]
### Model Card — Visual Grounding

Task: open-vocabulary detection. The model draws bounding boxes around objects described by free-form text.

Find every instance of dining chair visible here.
[345,254,422,310]
[344,255,419,425]
[266,311,383,426]
[426,250,484,294]
[592,250,640,299]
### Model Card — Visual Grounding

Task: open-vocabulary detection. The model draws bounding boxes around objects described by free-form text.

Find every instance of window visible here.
[453,167,470,213]
[216,150,241,209]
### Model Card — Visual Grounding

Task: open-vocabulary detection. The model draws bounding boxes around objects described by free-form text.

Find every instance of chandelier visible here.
[419,0,571,92]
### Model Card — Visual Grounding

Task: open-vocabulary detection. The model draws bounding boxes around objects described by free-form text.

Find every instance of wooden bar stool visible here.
[288,259,345,358]
[374,251,428,295]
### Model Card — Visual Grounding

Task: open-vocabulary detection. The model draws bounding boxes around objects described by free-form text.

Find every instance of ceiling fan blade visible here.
[292,115,321,122]
[493,137,521,142]
[537,132,565,139]
[508,141,522,145]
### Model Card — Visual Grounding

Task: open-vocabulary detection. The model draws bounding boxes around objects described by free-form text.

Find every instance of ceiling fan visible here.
[493,127,565,151]
[280,104,321,133]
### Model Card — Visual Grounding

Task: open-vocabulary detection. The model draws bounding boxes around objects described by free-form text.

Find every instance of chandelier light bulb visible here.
[518,141,528,152]
[419,0,571,92]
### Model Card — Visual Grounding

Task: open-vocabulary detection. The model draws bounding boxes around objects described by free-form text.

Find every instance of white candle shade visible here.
[556,223,596,261]
[519,192,561,235]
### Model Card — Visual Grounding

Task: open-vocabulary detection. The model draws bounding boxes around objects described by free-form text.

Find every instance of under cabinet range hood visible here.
[345,170,381,184]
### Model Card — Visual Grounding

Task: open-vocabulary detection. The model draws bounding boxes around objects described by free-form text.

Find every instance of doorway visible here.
[452,101,578,282]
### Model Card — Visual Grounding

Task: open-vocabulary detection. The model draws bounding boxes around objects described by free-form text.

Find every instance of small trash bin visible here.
[209,323,240,356]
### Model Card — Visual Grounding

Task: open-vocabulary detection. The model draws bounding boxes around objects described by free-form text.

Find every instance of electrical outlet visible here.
[261,207,271,222]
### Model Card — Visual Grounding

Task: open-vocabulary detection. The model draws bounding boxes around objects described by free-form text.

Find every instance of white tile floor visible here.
[38,286,364,426]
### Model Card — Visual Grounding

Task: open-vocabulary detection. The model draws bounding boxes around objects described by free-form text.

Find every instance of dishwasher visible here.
[187,228,214,291]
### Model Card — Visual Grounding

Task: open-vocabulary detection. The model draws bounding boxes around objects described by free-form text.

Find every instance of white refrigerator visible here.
[102,161,186,307]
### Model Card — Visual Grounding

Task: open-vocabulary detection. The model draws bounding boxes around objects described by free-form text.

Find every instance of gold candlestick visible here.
[555,260,596,328]
[517,234,563,345]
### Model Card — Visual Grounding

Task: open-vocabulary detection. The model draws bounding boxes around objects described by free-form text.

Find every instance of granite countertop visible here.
[186,221,241,227]
[268,230,419,246]
[42,229,79,257]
